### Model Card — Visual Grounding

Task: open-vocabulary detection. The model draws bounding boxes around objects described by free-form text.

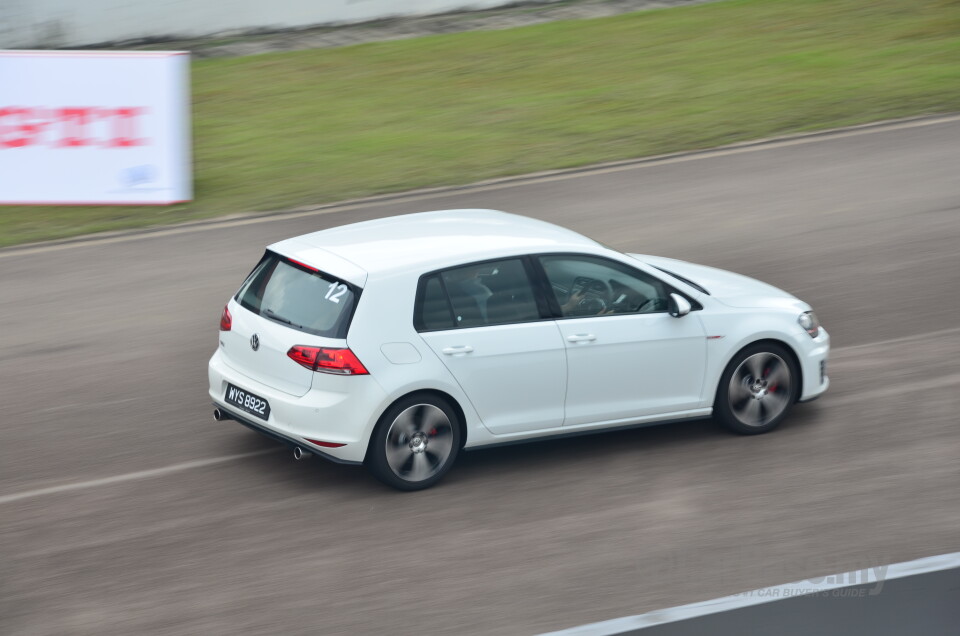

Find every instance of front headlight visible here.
[798,311,820,338]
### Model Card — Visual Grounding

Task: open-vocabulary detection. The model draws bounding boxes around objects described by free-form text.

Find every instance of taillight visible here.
[287,346,369,375]
[219,305,232,331]
[287,346,317,369]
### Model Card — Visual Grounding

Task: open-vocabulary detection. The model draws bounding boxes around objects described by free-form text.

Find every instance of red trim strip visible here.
[305,438,346,449]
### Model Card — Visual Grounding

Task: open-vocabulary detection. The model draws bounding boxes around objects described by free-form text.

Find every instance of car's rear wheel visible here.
[367,394,461,491]
[715,343,799,434]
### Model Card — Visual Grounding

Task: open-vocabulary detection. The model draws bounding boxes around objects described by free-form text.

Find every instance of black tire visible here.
[714,342,799,435]
[366,393,462,491]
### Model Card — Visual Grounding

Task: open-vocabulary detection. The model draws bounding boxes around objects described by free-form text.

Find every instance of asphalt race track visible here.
[2,116,959,635]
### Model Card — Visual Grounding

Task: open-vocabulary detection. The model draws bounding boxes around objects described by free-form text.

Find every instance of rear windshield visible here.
[235,252,359,338]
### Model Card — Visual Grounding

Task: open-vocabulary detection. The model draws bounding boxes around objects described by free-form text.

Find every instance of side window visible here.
[419,275,456,331]
[539,255,670,318]
[415,259,541,330]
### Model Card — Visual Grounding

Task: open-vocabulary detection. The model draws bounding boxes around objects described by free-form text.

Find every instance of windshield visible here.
[235,252,359,338]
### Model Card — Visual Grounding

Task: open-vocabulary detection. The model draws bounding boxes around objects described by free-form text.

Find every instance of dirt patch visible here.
[102,0,718,58]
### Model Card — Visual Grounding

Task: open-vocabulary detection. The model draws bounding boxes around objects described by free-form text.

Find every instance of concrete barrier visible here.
[0,0,561,49]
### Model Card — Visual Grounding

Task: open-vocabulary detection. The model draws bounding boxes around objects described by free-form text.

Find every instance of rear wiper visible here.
[264,308,303,329]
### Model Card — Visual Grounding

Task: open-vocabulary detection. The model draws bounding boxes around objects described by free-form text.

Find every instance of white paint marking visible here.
[1,328,958,505]
[0,450,275,505]
[824,373,960,408]
[540,551,960,635]
[2,114,959,259]
[829,326,960,352]
[39,397,141,413]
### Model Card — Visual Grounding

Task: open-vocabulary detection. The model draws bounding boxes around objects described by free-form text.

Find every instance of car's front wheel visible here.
[367,394,461,491]
[715,343,799,434]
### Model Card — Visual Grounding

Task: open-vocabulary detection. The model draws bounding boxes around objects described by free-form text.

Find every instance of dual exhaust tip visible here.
[213,408,312,460]
[292,446,312,460]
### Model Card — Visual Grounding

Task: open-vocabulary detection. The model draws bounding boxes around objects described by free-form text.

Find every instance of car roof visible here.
[268,209,603,279]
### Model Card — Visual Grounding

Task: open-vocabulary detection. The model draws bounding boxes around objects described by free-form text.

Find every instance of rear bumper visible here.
[208,349,385,464]
[212,405,362,465]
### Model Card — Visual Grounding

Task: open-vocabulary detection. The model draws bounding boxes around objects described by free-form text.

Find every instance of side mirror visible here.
[668,293,691,318]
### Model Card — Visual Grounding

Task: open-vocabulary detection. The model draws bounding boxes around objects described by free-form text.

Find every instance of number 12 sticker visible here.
[325,282,348,303]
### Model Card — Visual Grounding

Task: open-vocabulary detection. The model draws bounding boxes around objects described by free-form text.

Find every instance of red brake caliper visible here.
[765,368,778,393]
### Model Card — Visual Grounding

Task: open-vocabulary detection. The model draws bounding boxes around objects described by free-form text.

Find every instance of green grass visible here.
[3,0,960,247]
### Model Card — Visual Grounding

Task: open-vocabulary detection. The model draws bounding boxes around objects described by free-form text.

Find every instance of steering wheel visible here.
[637,297,662,313]
[568,277,612,315]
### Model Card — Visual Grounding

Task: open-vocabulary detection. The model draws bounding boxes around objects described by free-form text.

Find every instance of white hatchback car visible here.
[209,209,829,490]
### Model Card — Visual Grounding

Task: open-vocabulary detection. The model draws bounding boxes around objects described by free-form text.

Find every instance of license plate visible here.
[225,383,271,420]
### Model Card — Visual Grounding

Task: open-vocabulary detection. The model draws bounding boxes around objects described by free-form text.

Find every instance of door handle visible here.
[441,345,474,355]
[566,334,597,343]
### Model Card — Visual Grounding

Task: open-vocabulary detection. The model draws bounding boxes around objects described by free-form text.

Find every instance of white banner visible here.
[0,51,192,205]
